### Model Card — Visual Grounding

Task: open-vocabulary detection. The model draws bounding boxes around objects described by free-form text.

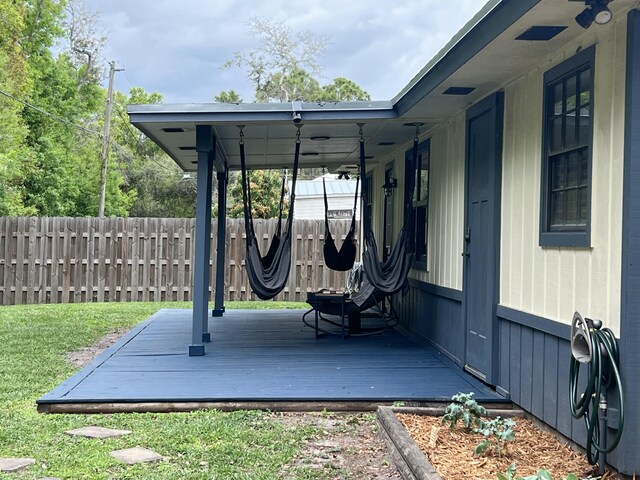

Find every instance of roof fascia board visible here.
[393,0,542,116]
[127,101,396,125]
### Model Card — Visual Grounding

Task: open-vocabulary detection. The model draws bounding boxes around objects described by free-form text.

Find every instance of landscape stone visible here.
[109,447,163,465]
[0,457,36,472]
[64,426,131,438]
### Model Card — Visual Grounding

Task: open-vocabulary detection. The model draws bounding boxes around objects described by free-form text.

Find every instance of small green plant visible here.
[497,464,579,480]
[441,392,487,430]
[474,416,516,457]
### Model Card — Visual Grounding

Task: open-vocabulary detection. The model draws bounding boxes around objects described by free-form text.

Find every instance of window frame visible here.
[539,45,595,248]
[405,139,431,269]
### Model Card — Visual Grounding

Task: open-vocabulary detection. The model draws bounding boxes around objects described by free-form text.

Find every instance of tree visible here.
[227,170,287,219]
[224,16,370,103]
[62,0,107,88]
[214,90,243,103]
[0,0,37,215]
[111,87,198,218]
[222,17,370,219]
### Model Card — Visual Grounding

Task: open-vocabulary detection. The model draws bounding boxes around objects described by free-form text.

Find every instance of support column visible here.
[189,125,214,356]
[618,8,640,474]
[212,169,227,317]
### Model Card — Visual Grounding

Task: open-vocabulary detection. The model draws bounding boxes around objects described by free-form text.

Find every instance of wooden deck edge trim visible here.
[377,406,440,480]
[37,401,397,414]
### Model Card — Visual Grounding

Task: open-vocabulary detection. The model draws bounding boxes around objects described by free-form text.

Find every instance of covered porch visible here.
[37,309,505,412]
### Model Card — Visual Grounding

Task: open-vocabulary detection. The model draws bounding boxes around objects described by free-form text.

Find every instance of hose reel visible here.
[569,312,624,472]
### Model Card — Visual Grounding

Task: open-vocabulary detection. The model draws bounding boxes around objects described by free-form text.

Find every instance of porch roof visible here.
[127,0,634,173]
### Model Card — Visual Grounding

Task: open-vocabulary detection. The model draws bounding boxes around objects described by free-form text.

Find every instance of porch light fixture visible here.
[382,178,397,197]
[575,0,612,29]
[338,171,351,180]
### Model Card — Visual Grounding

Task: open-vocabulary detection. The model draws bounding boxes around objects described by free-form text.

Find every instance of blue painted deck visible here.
[39,309,504,406]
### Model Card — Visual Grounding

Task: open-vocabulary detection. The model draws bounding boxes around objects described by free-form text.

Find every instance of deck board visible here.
[39,309,504,406]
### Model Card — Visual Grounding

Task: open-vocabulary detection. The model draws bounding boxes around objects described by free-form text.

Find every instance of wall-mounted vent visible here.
[443,87,476,96]
[179,146,196,151]
[377,141,396,146]
[516,26,567,41]
[162,127,185,133]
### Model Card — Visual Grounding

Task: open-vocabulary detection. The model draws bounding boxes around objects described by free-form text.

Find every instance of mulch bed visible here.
[397,414,610,480]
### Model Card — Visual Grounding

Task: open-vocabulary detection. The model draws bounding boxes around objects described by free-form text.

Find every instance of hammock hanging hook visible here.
[238,125,245,145]
[295,124,302,144]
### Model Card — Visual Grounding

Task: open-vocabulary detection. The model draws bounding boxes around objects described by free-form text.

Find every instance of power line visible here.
[0,87,103,138]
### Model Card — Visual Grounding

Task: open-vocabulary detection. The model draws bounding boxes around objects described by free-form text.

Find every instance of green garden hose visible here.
[569,313,625,466]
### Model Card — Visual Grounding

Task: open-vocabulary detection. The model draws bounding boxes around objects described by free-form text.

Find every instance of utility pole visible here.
[98,61,123,217]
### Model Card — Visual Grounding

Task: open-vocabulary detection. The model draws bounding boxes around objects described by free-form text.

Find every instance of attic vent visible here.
[443,87,475,96]
[515,26,567,41]
[162,127,185,133]
[179,146,196,151]
[377,141,396,146]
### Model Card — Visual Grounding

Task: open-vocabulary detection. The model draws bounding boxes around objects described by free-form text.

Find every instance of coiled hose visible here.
[569,313,625,465]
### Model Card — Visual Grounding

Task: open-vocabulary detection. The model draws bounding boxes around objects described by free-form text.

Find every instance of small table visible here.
[306,291,349,338]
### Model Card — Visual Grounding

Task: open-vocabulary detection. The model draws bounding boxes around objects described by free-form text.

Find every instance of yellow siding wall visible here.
[501,20,627,333]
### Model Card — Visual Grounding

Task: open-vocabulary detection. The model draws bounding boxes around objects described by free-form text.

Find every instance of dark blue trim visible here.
[496,305,570,340]
[202,333,211,343]
[618,8,640,474]
[188,344,205,356]
[190,125,215,356]
[212,309,225,318]
[408,278,463,302]
[539,46,595,249]
[213,170,227,317]
[394,0,541,115]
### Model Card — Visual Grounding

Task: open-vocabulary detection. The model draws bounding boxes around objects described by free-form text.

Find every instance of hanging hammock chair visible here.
[303,125,419,337]
[322,174,359,271]
[239,126,301,300]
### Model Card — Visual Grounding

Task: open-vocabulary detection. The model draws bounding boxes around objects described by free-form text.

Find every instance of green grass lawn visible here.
[0,301,326,480]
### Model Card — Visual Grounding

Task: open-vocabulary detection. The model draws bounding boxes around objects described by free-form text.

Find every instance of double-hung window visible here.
[406,139,430,268]
[540,46,594,247]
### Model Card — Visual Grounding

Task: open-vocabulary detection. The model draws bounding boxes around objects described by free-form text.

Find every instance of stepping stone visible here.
[0,457,35,472]
[64,426,131,439]
[110,447,163,465]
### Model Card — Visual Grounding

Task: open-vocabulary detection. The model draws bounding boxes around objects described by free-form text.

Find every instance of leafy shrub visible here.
[474,416,516,457]
[441,392,487,430]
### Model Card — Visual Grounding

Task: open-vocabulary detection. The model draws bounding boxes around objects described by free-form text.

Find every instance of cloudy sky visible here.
[89,0,486,104]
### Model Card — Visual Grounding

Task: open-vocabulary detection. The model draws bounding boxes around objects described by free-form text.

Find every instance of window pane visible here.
[579,68,591,106]
[551,156,565,190]
[580,149,589,185]
[415,206,427,259]
[579,187,588,225]
[565,111,577,148]
[567,152,579,187]
[579,106,590,145]
[551,191,565,227]
[566,189,578,225]
[551,116,563,152]
[553,82,563,116]
[420,169,429,201]
[566,74,577,112]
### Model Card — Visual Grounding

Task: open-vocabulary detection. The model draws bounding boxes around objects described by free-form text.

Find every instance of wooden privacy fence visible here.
[0,217,358,305]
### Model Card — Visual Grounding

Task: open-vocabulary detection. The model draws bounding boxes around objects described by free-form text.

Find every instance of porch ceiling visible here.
[127,0,636,173]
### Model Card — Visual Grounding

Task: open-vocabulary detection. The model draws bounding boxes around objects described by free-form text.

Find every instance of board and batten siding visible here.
[406,114,466,291]
[500,19,627,334]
